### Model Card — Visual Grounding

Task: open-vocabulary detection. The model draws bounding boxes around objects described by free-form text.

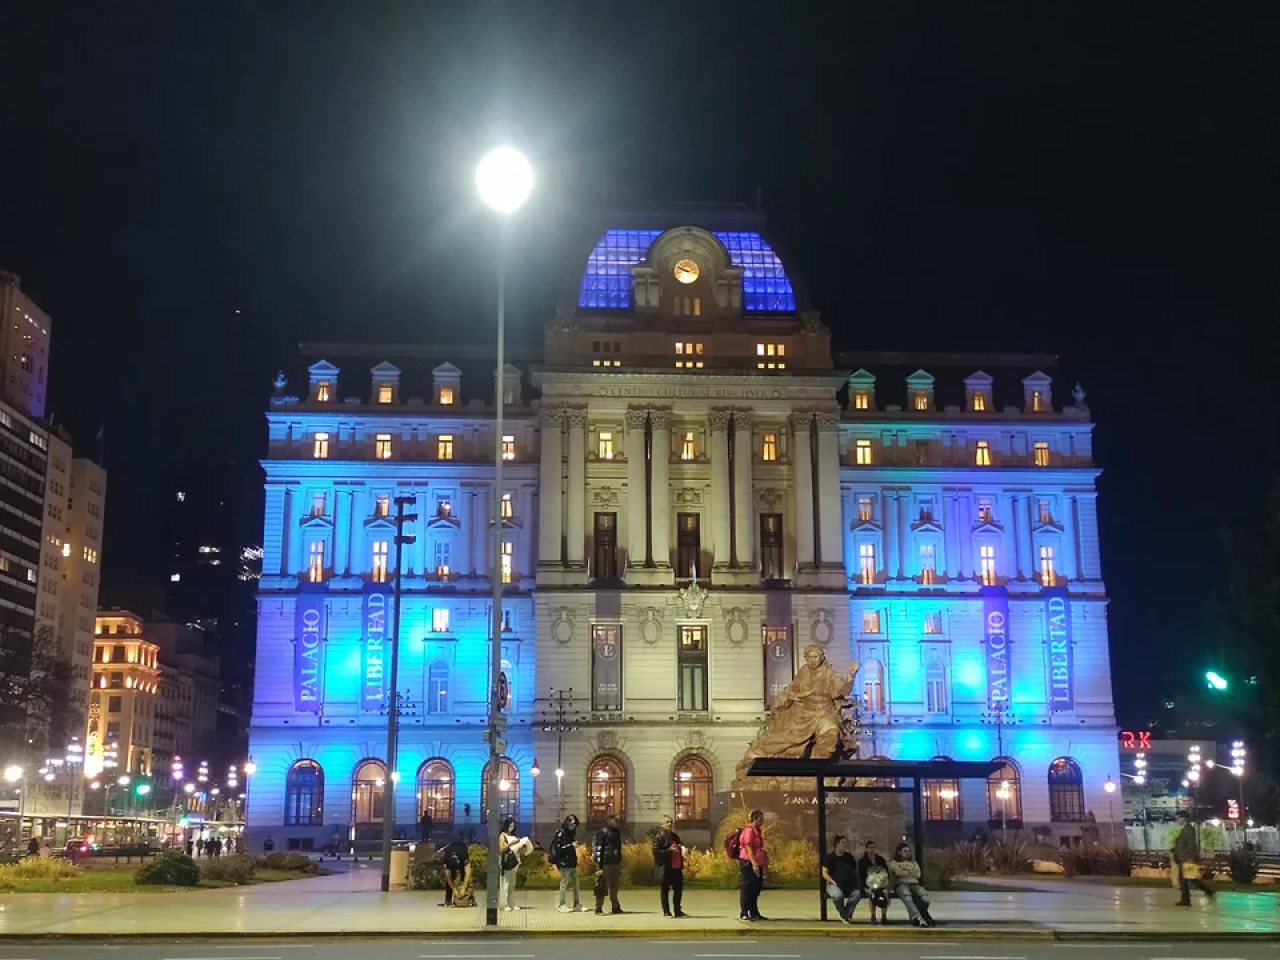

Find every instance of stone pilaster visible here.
[537,408,564,568]
[565,409,587,568]
[625,409,649,568]
[732,410,755,569]
[649,409,672,569]
[709,409,733,570]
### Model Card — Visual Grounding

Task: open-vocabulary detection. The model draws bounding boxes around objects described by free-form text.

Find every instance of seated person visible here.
[888,842,934,928]
[858,840,892,924]
[439,839,474,907]
[821,834,860,923]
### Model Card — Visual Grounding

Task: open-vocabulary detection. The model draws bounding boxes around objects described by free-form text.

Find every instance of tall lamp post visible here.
[476,144,533,927]
[530,759,540,843]
[541,687,580,819]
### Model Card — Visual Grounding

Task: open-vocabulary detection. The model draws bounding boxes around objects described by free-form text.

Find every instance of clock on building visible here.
[673,259,700,284]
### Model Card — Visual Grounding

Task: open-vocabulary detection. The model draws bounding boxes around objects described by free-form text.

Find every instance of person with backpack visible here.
[652,814,687,918]
[551,814,586,913]
[734,809,768,922]
[591,814,624,914]
[498,818,522,911]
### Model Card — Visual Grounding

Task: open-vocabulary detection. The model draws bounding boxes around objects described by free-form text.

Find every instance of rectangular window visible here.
[975,441,991,466]
[923,611,943,635]
[433,540,451,578]
[1031,390,1045,412]
[431,608,450,633]
[311,492,327,516]
[501,541,513,584]
[378,383,393,404]
[919,544,937,585]
[312,432,330,459]
[597,431,615,460]
[436,497,452,518]
[107,695,122,714]
[914,391,930,411]
[980,545,997,585]
[674,342,705,369]
[437,435,454,460]
[591,624,623,712]
[972,392,987,412]
[593,512,618,580]
[316,381,331,402]
[1039,545,1056,586]
[371,541,388,582]
[854,390,870,410]
[761,432,778,462]
[855,439,873,465]
[501,493,513,520]
[760,513,784,580]
[308,542,325,582]
[675,513,700,579]
[977,498,994,524]
[1034,441,1050,467]
[375,493,389,517]
[862,609,881,633]
[502,435,515,461]
[857,496,873,522]
[926,666,948,714]
[438,385,455,405]
[858,543,876,584]
[677,625,708,712]
[375,433,393,459]
[755,342,787,370]
[680,432,696,461]
[427,664,449,715]
[1038,499,1052,524]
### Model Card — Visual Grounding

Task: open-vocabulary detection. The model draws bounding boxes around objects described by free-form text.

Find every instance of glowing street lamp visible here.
[530,759,540,843]
[1104,776,1117,840]
[1205,670,1228,691]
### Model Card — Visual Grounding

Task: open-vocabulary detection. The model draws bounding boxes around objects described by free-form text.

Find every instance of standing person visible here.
[591,814,624,914]
[737,809,768,922]
[261,834,274,855]
[498,818,522,911]
[1173,811,1215,906]
[822,834,860,923]
[420,810,433,844]
[857,840,891,924]
[551,815,585,913]
[888,842,934,927]
[653,815,687,918]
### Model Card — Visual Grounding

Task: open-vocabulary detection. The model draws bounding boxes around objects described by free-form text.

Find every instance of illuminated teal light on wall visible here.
[955,659,985,693]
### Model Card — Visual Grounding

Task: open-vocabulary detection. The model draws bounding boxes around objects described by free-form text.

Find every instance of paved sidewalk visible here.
[0,861,1275,939]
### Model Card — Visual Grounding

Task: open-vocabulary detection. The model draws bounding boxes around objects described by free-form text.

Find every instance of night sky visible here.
[0,2,1273,725]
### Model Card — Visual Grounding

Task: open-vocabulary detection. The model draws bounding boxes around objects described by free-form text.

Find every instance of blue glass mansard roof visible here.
[577,229,797,313]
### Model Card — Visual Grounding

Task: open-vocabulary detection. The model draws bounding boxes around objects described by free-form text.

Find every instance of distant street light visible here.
[1104,776,1117,841]
[1205,671,1228,691]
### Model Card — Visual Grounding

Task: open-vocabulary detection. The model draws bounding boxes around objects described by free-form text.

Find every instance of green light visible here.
[135,783,152,796]
[1205,671,1228,691]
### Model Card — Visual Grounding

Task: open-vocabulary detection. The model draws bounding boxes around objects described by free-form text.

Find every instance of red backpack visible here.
[723,827,742,859]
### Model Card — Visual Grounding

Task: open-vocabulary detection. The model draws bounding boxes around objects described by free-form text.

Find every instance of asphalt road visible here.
[0,941,1275,960]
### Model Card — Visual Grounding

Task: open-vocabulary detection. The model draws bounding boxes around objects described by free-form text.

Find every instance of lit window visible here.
[501,493,513,520]
[378,383,393,404]
[316,381,331,402]
[502,435,515,461]
[980,545,997,585]
[1031,390,1045,412]
[857,497,873,522]
[312,492,328,516]
[433,540,451,578]
[1038,499,1052,524]
[914,391,930,411]
[972,392,987,412]
[501,542,513,584]
[680,432,696,461]
[439,386,455,406]
[437,498,452,518]
[858,543,876,584]
[854,390,870,411]
[308,542,325,582]
[862,660,885,713]
[755,342,786,370]
[855,439,873,465]
[375,494,389,517]
[919,544,936,585]
[761,432,778,462]
[312,432,330,459]
[437,435,454,460]
[19,352,31,372]
[431,608,450,633]
[923,611,943,635]
[597,432,614,460]
[977,498,994,524]
[674,342,704,369]
[925,662,948,713]
[375,434,393,459]
[371,541,389,582]
[862,609,881,633]
[61,542,71,558]
[975,441,991,466]
[1039,545,1056,586]
[1034,442,1050,467]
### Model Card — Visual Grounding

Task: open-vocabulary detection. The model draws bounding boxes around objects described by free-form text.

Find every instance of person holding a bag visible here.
[551,814,586,913]
[1173,811,1215,906]
[652,814,687,918]
[498,818,523,911]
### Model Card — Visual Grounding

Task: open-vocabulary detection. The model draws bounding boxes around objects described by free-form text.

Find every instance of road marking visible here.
[165,957,283,960]
[920,956,1027,960]
[1150,957,1246,960]
[419,956,535,959]
[215,949,315,952]
[649,942,758,945]
[693,955,801,959]
[423,943,524,946]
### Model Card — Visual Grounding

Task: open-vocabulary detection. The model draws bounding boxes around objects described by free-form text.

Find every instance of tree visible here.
[0,620,75,761]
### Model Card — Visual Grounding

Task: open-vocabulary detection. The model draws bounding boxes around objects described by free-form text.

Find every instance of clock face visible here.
[673,259,700,284]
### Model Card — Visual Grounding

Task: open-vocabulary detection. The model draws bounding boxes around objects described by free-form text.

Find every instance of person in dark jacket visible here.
[857,840,891,923]
[822,834,860,922]
[1173,811,1215,906]
[439,838,472,907]
[551,815,585,912]
[591,814,624,914]
[652,815,687,918]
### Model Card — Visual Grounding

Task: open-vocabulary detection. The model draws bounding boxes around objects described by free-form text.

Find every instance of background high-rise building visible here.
[0,271,51,420]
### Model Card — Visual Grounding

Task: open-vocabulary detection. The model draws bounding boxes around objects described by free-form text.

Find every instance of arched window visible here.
[673,755,713,824]
[417,758,454,833]
[284,759,324,826]
[862,660,885,714]
[1048,756,1085,822]
[922,755,960,822]
[427,661,450,714]
[586,755,627,824]
[351,759,386,824]
[481,756,519,825]
[924,660,948,714]
[987,757,1023,826]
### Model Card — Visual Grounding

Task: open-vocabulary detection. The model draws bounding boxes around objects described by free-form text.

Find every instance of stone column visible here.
[473,486,490,577]
[1064,495,1081,581]
[883,490,897,579]
[896,490,909,579]
[1004,494,1025,580]
[537,408,564,567]
[625,409,649,567]
[282,487,296,576]
[733,410,755,569]
[791,412,815,569]
[565,409,587,568]
[455,486,473,576]
[943,494,960,579]
[649,409,672,567]
[333,487,350,575]
[958,493,973,579]
[1023,495,1037,581]
[709,410,733,569]
[815,412,842,567]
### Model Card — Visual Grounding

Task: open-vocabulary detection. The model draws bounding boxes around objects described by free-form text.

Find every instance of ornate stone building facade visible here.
[247,210,1119,850]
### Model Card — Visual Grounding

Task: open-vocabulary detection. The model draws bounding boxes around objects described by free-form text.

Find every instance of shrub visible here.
[988,839,1031,874]
[683,846,740,888]
[1059,842,1132,878]
[514,849,558,888]
[0,856,80,887]
[923,848,956,891]
[278,851,320,874]
[410,859,441,890]
[136,850,200,886]
[621,841,656,887]
[201,853,256,886]
[946,840,991,876]
[770,839,819,886]
[1227,848,1260,885]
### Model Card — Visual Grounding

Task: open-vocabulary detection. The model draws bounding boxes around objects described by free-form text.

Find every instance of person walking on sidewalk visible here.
[498,818,522,911]
[889,842,934,927]
[822,834,860,923]
[551,814,586,913]
[1173,810,1215,906]
[737,809,768,922]
[653,815,687,918]
[592,814,625,914]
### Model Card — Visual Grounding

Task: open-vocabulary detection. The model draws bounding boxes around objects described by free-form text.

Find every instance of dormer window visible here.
[378,384,393,404]
[316,381,332,403]
[439,386,455,405]
[1031,390,1045,412]
[854,391,870,410]
[913,391,930,411]
[972,392,987,412]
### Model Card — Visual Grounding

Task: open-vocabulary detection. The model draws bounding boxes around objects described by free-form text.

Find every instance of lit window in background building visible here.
[680,432,696,461]
[856,439,873,465]
[1034,441,1050,466]
[377,383,393,404]
[502,435,515,460]
[437,435,454,460]
[975,441,991,466]
[756,342,786,370]
[316,381,331,402]
[312,432,330,459]
[761,433,778,462]
[597,432,614,460]
[438,385,455,405]
[375,434,393,459]
[854,391,870,410]
[501,493,513,520]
